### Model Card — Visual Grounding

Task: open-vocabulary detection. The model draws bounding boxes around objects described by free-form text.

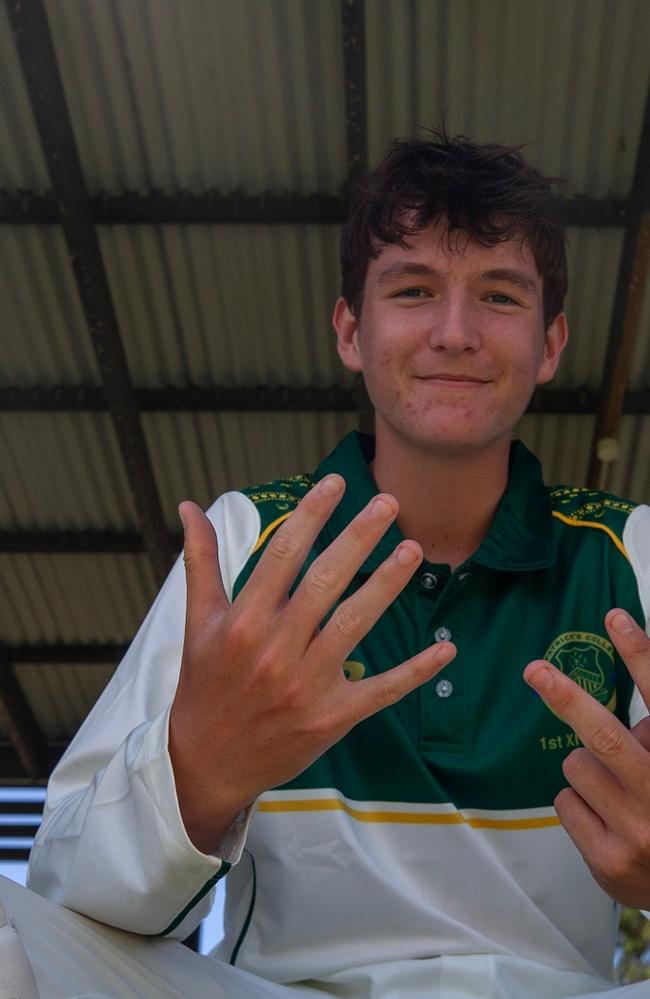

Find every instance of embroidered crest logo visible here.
[543,631,616,710]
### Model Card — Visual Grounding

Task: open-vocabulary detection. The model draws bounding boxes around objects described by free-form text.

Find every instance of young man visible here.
[3,134,650,999]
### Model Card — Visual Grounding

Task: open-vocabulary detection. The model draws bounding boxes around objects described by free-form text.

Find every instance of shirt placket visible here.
[415,564,472,755]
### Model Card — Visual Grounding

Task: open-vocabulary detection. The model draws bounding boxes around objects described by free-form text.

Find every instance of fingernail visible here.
[611,610,634,634]
[371,496,395,518]
[320,475,343,497]
[395,542,419,565]
[529,664,553,691]
[178,504,187,530]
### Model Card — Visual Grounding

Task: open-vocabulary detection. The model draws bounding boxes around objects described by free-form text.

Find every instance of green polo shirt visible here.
[233,431,642,813]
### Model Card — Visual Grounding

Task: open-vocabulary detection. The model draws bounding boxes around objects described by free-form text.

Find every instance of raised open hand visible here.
[169,475,456,853]
[525,609,650,907]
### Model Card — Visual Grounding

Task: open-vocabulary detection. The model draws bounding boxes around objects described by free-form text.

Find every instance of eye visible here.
[485,292,519,305]
[394,287,430,298]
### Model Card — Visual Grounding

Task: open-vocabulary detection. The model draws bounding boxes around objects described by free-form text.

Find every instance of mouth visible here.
[416,374,490,386]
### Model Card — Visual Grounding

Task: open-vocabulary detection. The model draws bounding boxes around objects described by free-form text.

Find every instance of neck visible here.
[370,428,511,569]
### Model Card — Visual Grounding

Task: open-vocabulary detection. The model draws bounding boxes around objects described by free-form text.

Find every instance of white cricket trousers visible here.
[1,876,649,999]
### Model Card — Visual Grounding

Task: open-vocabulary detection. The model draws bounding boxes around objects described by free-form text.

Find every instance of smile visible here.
[416,375,490,386]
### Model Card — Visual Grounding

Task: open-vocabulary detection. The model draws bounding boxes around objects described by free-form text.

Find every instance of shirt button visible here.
[435,679,453,698]
[420,572,437,589]
[435,626,451,642]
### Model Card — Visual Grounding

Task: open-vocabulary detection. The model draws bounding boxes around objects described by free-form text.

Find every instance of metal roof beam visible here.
[587,83,650,489]
[0,384,361,412]
[0,190,630,227]
[0,742,63,784]
[4,385,650,414]
[0,530,180,554]
[0,649,47,779]
[10,644,127,664]
[7,0,173,586]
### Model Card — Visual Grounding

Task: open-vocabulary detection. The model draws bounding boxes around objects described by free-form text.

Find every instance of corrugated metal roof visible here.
[44,0,347,193]
[366,0,650,198]
[142,410,359,518]
[0,0,648,780]
[0,553,156,644]
[0,1,49,189]
[0,227,100,385]
[98,224,346,386]
[0,409,357,530]
[15,663,116,740]
[0,413,136,530]
[3,221,643,389]
[517,413,650,503]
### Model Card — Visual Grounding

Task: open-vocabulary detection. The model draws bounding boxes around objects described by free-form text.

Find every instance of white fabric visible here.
[22,491,650,995]
[623,505,650,727]
[28,493,257,939]
[0,923,41,999]
[2,878,650,999]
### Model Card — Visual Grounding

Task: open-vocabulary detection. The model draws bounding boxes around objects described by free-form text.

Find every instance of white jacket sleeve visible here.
[623,504,650,728]
[27,492,261,939]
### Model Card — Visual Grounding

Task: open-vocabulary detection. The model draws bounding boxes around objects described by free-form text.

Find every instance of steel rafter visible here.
[0,189,629,227]
[5,385,650,415]
[6,0,173,585]
[587,83,650,489]
[0,648,47,779]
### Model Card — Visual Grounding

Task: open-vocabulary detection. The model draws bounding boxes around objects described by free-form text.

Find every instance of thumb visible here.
[179,501,229,621]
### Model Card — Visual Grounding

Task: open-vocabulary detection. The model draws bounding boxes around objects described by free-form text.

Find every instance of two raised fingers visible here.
[524,610,650,799]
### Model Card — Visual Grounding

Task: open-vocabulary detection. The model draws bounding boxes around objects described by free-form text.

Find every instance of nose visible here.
[427,297,481,353]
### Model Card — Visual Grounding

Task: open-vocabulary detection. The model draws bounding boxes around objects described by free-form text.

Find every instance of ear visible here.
[536,312,569,386]
[332,297,364,373]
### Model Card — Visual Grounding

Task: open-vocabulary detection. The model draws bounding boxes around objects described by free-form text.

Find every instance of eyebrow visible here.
[480,269,539,296]
[375,262,539,297]
[375,263,438,285]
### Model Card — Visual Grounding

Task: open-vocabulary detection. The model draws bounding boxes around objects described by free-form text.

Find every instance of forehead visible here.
[367,223,541,285]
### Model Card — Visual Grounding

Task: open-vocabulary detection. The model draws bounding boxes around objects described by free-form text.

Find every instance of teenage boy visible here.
[3,133,650,999]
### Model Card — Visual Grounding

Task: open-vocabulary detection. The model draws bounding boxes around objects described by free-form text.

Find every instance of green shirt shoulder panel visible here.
[234,472,313,598]
[550,485,638,558]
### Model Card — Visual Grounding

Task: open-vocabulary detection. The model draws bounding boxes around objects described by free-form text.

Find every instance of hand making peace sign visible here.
[169,474,456,854]
[525,609,650,908]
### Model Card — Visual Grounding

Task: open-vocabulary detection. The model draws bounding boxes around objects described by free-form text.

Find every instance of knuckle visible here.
[225,611,256,650]
[306,559,340,594]
[346,514,369,543]
[332,603,364,640]
[255,646,282,679]
[267,530,301,562]
[182,546,212,572]
[589,721,626,758]
[562,748,587,780]
[375,679,400,710]
[553,786,574,812]
[552,687,576,716]
[602,848,631,884]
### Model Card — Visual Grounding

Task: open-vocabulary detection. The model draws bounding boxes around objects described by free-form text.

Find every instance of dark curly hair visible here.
[340,131,568,329]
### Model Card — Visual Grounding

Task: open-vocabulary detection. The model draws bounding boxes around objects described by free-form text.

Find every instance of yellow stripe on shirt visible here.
[551,510,629,561]
[257,798,561,830]
[252,511,293,553]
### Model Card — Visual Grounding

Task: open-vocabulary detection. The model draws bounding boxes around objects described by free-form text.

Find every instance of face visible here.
[333,223,568,458]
